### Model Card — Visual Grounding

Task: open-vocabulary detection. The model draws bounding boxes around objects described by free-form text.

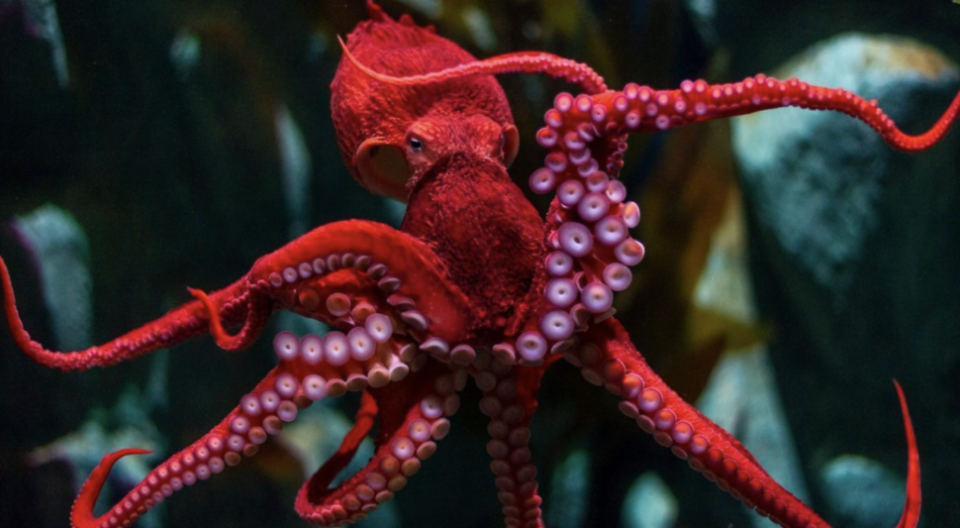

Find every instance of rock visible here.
[819,455,906,528]
[11,204,91,351]
[733,33,960,527]
[733,33,959,296]
[622,472,677,528]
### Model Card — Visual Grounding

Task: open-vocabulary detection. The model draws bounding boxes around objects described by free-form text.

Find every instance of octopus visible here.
[2,2,959,527]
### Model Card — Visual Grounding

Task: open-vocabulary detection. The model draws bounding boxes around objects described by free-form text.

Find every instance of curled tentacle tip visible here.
[187,286,245,351]
[892,377,904,394]
[186,286,210,301]
[336,35,349,56]
[338,33,395,85]
[71,448,153,528]
[187,286,218,321]
[891,378,922,528]
[105,447,152,458]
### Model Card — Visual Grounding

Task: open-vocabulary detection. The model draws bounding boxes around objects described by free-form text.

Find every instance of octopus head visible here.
[330,2,516,202]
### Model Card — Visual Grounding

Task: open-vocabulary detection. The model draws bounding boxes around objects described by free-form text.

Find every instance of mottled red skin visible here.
[402,154,543,336]
[330,3,518,202]
[2,1,956,527]
[331,3,540,336]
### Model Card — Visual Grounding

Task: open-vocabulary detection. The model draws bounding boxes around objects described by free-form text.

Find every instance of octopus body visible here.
[2,2,959,528]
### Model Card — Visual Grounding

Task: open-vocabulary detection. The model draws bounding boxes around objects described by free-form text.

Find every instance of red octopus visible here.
[2,2,959,527]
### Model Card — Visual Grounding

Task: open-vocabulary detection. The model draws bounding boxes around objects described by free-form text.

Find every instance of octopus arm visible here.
[523,78,960,226]
[300,390,379,497]
[0,255,250,371]
[69,367,296,528]
[474,354,552,526]
[242,219,473,345]
[338,36,608,95]
[3,219,474,370]
[348,56,960,156]
[577,317,921,528]
[584,79,960,152]
[295,361,463,525]
[65,217,482,527]
[67,322,460,528]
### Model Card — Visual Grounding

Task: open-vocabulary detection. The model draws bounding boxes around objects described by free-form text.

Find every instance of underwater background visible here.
[1,0,958,527]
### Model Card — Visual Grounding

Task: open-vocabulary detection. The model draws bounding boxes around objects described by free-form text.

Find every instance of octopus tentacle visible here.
[65,220,471,528]
[69,315,427,528]
[893,379,922,528]
[499,172,642,363]
[0,255,250,371]
[576,317,921,528]
[245,220,472,345]
[295,361,464,525]
[69,448,153,528]
[179,219,474,357]
[474,352,550,528]
[188,286,272,351]
[337,36,608,95]
[309,390,379,487]
[530,81,960,200]
[348,62,959,153]
[71,367,307,528]
[522,77,960,359]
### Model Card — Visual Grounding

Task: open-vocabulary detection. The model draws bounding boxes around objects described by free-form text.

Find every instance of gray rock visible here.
[733,33,960,527]
[733,33,959,297]
[819,455,906,528]
[11,203,91,351]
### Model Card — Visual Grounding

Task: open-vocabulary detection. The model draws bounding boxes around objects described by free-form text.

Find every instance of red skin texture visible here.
[330,3,517,201]
[401,154,543,335]
[331,3,541,337]
[4,0,956,527]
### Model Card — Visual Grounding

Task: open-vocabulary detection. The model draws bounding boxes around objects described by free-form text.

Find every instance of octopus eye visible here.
[408,136,424,152]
